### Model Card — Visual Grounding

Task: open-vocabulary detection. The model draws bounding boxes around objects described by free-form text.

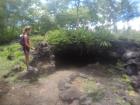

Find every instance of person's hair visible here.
[22,26,31,35]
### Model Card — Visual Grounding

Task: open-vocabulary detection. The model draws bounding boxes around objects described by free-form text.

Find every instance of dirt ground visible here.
[0,64,140,105]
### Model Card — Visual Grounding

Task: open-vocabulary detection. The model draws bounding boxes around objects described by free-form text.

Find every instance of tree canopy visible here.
[0,0,139,44]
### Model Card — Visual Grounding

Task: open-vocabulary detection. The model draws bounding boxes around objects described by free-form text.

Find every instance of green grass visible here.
[0,35,45,81]
[0,43,25,79]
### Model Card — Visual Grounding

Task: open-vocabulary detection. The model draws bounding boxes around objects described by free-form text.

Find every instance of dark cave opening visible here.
[54,47,118,67]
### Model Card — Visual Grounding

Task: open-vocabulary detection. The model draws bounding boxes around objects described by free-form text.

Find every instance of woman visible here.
[20,26,32,70]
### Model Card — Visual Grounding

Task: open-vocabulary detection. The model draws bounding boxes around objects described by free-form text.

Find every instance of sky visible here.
[117,17,140,31]
[114,0,140,31]
[120,0,140,30]
[40,0,140,31]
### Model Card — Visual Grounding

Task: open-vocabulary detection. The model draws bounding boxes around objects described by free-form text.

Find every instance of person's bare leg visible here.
[25,53,29,70]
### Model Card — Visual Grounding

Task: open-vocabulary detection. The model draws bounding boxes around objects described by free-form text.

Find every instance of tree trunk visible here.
[75,0,80,28]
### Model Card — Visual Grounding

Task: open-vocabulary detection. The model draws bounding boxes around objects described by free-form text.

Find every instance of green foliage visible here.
[94,27,114,48]
[67,28,94,45]
[31,35,47,46]
[0,43,25,79]
[0,0,44,44]
[46,28,114,51]
[0,31,18,44]
[0,0,139,45]
[47,29,71,46]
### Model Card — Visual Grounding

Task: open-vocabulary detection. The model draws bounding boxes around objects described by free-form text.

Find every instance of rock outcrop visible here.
[30,42,55,74]
[109,40,140,76]
[110,40,140,92]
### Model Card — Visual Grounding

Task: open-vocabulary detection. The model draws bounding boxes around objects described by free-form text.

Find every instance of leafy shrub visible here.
[0,29,19,45]
[46,28,115,51]
[31,35,46,46]
[47,29,71,46]
[94,28,114,48]
[67,28,94,46]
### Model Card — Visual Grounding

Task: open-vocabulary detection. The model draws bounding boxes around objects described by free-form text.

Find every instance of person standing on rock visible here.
[20,26,32,70]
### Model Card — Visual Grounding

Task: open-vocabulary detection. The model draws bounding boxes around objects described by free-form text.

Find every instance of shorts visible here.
[23,46,30,55]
